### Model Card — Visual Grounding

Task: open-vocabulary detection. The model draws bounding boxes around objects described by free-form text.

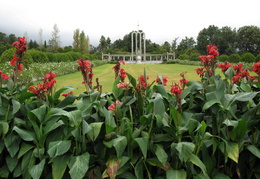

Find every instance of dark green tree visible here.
[217,26,237,55]
[177,37,196,52]
[197,25,219,53]
[237,25,260,55]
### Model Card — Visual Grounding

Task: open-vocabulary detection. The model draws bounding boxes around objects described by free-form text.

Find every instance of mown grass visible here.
[54,64,211,95]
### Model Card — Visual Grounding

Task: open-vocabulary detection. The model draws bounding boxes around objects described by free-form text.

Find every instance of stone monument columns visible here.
[131,31,146,62]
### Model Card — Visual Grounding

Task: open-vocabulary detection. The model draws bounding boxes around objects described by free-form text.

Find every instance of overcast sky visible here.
[1,0,260,46]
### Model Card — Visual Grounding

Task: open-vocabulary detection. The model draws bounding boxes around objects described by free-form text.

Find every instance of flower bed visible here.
[0,38,260,178]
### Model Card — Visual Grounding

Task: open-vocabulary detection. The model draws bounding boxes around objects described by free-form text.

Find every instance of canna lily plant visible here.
[0,40,259,179]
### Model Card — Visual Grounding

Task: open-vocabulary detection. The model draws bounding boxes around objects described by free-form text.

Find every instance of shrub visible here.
[0,48,33,68]
[0,48,15,63]
[241,52,256,63]
[28,49,48,63]
[218,54,229,62]
[66,51,82,61]
[255,54,260,61]
[229,54,241,63]
[54,53,70,62]
[45,52,58,62]
[189,53,201,61]
[178,54,189,60]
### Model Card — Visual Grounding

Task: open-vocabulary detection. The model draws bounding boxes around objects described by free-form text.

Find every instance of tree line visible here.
[1,24,260,58]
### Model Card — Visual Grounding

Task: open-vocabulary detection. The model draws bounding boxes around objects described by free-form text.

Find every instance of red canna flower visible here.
[233,63,243,75]
[156,77,168,86]
[62,91,74,97]
[218,61,232,72]
[1,73,9,80]
[108,104,116,111]
[170,83,182,96]
[77,58,94,90]
[108,100,122,111]
[117,81,129,89]
[252,62,260,75]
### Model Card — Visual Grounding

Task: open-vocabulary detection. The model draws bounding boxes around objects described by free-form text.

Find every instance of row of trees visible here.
[1,24,260,57]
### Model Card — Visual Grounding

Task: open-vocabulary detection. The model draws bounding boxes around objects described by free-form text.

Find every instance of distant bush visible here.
[241,52,255,63]
[0,48,33,68]
[255,54,260,61]
[0,48,14,63]
[54,53,70,62]
[229,54,241,63]
[66,51,82,61]
[28,49,48,63]
[218,54,229,62]
[178,54,189,60]
[45,52,58,62]
[190,53,201,61]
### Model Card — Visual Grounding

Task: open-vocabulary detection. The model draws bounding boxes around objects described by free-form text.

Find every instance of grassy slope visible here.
[54,64,207,95]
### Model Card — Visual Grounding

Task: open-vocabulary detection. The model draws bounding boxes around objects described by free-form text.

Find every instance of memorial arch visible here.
[131,30,146,61]
[102,29,175,64]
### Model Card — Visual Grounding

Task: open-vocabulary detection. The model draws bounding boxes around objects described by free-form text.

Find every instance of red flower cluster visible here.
[108,100,122,111]
[135,75,149,93]
[207,44,219,58]
[28,71,57,101]
[231,63,250,84]
[170,83,182,109]
[77,58,94,90]
[156,76,168,86]
[113,60,126,81]
[179,72,189,89]
[252,62,260,75]
[218,61,232,72]
[170,83,182,96]
[62,91,74,97]
[119,68,127,81]
[0,70,9,80]
[195,44,219,78]
[117,81,129,89]
[12,37,27,54]
[10,37,27,74]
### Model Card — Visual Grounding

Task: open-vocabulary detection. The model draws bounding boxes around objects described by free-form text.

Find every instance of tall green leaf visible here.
[4,133,21,157]
[189,154,207,175]
[155,144,168,167]
[6,155,19,172]
[87,122,103,142]
[52,154,71,179]
[175,142,195,162]
[68,152,90,179]
[113,136,127,158]
[13,126,36,142]
[166,169,187,179]
[48,140,71,158]
[29,159,46,179]
[135,137,148,159]
[247,145,260,159]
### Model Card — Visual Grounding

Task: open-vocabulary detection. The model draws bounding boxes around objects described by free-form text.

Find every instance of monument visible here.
[102,29,175,63]
[131,30,146,63]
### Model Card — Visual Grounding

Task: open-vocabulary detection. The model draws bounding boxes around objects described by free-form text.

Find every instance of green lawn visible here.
[54,64,211,95]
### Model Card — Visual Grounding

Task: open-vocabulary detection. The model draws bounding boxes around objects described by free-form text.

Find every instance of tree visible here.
[79,31,89,54]
[197,25,219,53]
[171,37,179,52]
[73,28,80,49]
[162,41,171,52]
[38,28,44,51]
[237,25,260,55]
[49,24,61,52]
[177,37,196,52]
[217,26,237,55]
[98,35,107,52]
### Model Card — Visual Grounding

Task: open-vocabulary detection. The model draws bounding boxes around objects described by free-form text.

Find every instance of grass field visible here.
[53,64,210,95]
